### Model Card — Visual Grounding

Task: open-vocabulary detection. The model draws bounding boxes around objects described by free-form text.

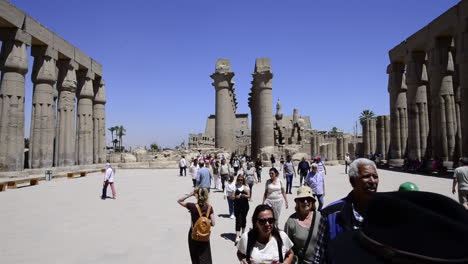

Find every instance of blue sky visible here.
[10,0,460,148]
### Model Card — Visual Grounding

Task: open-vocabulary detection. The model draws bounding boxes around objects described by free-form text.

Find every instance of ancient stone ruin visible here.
[0,0,106,172]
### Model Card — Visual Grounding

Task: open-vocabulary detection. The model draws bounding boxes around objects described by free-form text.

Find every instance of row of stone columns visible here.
[249,58,274,159]
[0,30,106,171]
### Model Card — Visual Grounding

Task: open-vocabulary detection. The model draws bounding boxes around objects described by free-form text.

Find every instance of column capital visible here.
[387,63,407,93]
[405,51,428,86]
[427,36,454,74]
[57,59,78,93]
[31,46,58,85]
[93,79,106,104]
[0,28,31,45]
[77,69,95,99]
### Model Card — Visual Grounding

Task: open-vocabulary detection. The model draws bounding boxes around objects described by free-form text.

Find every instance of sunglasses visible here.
[257,217,276,225]
[297,197,314,203]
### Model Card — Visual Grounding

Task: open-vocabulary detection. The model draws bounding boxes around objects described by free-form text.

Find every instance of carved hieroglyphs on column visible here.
[93,79,106,164]
[211,59,236,152]
[76,69,94,165]
[250,58,274,158]
[388,62,408,161]
[0,30,29,171]
[29,46,57,168]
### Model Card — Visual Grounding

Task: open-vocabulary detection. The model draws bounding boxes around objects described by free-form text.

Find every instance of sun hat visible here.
[295,186,316,202]
[398,182,420,192]
[329,191,468,263]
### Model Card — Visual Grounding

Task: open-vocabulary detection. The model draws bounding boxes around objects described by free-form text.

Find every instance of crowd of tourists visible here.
[175,153,468,264]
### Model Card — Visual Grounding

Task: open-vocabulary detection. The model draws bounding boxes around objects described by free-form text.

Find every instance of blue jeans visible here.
[227,196,234,216]
[314,194,324,211]
[256,168,262,183]
[286,173,293,193]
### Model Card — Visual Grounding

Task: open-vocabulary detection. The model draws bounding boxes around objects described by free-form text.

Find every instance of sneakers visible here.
[235,236,240,246]
[230,214,235,219]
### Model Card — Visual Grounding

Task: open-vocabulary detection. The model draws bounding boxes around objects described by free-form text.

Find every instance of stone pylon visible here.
[388,62,408,161]
[93,79,106,164]
[0,30,30,171]
[376,115,391,159]
[211,59,235,153]
[76,69,94,165]
[428,37,457,161]
[56,60,77,167]
[406,51,429,161]
[250,58,274,158]
[29,46,57,169]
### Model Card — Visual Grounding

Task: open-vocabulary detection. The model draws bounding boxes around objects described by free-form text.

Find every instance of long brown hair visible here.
[195,187,209,207]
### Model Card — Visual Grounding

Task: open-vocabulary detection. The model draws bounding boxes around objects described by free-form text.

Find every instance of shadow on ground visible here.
[220,233,237,242]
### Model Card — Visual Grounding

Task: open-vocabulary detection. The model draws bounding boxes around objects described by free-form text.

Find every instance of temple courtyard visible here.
[0,165,456,263]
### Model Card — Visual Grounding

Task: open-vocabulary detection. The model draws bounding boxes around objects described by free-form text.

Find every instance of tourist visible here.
[180,155,187,176]
[327,191,468,264]
[284,186,320,264]
[233,156,240,175]
[236,204,294,264]
[101,163,116,200]
[313,158,378,264]
[212,159,221,190]
[315,157,327,176]
[263,168,288,221]
[177,187,215,264]
[297,157,310,186]
[219,158,230,191]
[196,161,212,190]
[280,155,285,172]
[452,157,468,209]
[344,153,350,174]
[283,155,296,194]
[305,164,325,210]
[232,175,250,244]
[245,162,258,198]
[271,154,276,168]
[190,159,199,187]
[224,175,236,219]
[255,158,263,183]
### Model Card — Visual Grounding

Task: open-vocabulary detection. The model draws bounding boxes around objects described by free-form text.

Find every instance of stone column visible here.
[55,59,77,167]
[388,62,408,162]
[457,23,468,157]
[251,58,274,157]
[93,79,106,164]
[0,30,30,171]
[336,137,344,160]
[319,144,327,160]
[405,51,429,160]
[76,69,94,165]
[343,136,350,157]
[428,37,456,161]
[211,59,235,153]
[29,46,57,169]
[362,118,371,158]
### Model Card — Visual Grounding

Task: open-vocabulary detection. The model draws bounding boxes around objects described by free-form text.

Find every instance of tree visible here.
[116,126,126,152]
[151,143,161,152]
[359,109,375,124]
[108,127,116,149]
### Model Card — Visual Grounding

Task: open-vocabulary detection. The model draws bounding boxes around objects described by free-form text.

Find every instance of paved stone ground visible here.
[0,165,456,263]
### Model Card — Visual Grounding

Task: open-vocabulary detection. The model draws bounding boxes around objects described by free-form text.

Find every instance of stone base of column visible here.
[388,159,404,167]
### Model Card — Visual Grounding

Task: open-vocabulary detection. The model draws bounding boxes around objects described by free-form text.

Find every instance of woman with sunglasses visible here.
[284,186,320,264]
[232,175,251,244]
[263,168,289,222]
[237,204,294,264]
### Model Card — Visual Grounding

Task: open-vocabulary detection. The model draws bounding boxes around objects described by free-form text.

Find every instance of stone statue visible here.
[275,99,283,120]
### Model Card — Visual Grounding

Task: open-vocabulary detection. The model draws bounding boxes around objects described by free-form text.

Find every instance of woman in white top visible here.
[245,162,258,199]
[101,163,116,199]
[237,204,294,264]
[224,175,236,219]
[263,167,288,222]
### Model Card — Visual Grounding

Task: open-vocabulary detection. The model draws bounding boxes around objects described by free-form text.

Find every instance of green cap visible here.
[398,182,420,192]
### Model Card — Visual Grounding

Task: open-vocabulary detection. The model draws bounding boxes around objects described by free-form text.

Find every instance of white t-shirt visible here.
[237,231,293,264]
[265,179,283,200]
[180,158,186,167]
[224,181,236,197]
[190,165,199,179]
[104,167,115,182]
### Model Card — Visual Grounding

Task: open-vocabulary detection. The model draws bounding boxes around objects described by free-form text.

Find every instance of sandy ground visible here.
[0,165,457,263]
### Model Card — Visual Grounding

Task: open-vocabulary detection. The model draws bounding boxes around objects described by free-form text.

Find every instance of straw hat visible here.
[295,186,316,202]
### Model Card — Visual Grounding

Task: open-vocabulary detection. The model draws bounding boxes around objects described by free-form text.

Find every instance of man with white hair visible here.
[313,158,378,264]
[102,163,116,200]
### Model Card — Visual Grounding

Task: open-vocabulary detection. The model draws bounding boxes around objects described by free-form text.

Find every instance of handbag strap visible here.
[301,211,317,260]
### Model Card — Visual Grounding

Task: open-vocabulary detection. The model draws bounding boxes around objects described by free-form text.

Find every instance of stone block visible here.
[74,48,91,69]
[91,59,102,77]
[254,58,271,73]
[53,34,74,59]
[0,0,25,28]
[31,45,58,60]
[24,15,53,46]
[0,28,31,44]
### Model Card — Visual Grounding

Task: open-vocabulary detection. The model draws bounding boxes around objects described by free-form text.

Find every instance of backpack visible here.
[191,204,212,242]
